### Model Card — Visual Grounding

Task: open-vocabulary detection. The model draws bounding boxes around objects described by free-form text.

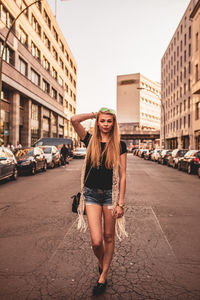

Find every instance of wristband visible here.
[117,203,125,209]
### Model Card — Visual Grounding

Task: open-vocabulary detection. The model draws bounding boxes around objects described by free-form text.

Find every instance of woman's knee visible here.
[92,239,103,249]
[104,233,114,244]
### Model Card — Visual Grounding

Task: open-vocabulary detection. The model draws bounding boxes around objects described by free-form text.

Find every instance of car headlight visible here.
[21,160,31,166]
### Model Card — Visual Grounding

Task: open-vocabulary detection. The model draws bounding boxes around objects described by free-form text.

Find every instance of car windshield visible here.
[185,150,197,157]
[76,148,86,152]
[179,150,187,157]
[16,149,34,157]
[42,147,52,154]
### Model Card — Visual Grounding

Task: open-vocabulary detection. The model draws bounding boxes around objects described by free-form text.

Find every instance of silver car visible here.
[39,146,61,168]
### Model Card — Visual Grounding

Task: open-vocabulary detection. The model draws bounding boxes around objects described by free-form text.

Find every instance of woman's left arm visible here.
[114,152,127,218]
[118,152,127,206]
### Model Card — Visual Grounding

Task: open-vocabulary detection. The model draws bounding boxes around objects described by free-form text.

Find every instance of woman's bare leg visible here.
[86,204,104,267]
[98,206,115,283]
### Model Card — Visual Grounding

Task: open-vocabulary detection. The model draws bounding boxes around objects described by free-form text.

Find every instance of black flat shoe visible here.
[98,265,103,275]
[92,280,107,296]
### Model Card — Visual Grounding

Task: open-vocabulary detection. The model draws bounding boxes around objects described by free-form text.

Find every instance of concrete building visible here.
[161,0,199,150]
[0,0,77,147]
[117,73,161,131]
[190,0,200,149]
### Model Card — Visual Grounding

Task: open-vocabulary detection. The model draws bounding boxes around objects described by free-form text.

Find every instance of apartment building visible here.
[161,0,199,150]
[190,0,200,149]
[117,73,161,131]
[0,0,77,147]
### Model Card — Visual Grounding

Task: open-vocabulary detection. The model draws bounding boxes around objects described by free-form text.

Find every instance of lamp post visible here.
[137,87,166,149]
[0,0,42,144]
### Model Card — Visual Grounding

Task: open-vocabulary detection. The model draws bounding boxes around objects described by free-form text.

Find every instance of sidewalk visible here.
[2,206,199,300]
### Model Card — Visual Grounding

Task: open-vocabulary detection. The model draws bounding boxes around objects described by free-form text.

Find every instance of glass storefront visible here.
[31,103,39,145]
[0,89,10,146]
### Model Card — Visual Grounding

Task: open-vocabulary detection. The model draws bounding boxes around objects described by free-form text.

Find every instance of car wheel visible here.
[11,167,18,180]
[187,164,192,174]
[51,161,55,169]
[198,167,200,178]
[178,163,181,170]
[43,161,47,172]
[161,159,164,165]
[31,164,36,175]
[58,160,61,167]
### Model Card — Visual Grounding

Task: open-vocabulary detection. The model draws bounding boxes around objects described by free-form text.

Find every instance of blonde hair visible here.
[87,111,121,169]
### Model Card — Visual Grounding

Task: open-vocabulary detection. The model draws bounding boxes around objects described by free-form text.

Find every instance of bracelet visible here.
[117,203,125,209]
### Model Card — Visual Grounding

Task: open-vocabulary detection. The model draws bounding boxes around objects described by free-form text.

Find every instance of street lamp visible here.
[137,87,166,148]
[0,0,42,144]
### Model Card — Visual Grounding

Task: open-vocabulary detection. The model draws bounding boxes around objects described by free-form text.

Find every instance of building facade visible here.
[161,0,199,150]
[0,0,77,147]
[190,0,200,149]
[117,73,161,131]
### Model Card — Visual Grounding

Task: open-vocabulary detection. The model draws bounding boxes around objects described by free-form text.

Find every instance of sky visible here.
[48,0,191,114]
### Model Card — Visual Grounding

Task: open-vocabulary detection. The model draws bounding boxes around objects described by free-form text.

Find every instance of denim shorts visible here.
[84,186,112,207]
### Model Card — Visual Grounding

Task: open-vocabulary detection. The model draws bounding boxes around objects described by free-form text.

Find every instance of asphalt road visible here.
[0,155,200,300]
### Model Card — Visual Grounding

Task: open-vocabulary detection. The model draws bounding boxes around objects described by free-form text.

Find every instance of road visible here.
[0,155,200,300]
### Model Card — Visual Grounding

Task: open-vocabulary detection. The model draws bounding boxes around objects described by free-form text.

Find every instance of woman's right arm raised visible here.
[70,112,97,140]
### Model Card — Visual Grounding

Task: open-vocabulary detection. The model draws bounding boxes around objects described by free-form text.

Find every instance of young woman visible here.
[71,107,127,296]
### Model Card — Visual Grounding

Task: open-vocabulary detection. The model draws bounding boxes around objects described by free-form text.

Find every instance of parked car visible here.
[34,137,73,157]
[39,145,61,168]
[151,149,161,161]
[178,150,200,174]
[167,149,188,168]
[144,150,153,160]
[158,150,172,165]
[73,147,87,159]
[196,159,200,178]
[15,147,47,175]
[0,147,18,181]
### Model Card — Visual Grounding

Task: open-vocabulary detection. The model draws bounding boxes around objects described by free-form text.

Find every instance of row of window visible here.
[141,113,160,121]
[163,61,191,89]
[18,56,76,111]
[165,99,191,121]
[140,82,160,96]
[163,44,192,79]
[140,98,160,107]
[165,114,191,133]
[163,78,191,100]
[165,96,190,111]
[0,3,77,87]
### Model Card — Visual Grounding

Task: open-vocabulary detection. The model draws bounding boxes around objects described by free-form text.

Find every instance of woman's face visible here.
[98,113,114,134]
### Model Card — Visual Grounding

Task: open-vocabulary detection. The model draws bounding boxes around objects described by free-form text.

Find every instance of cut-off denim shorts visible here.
[84,186,112,207]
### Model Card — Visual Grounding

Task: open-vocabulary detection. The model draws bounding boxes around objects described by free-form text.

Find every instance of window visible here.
[17,26,28,46]
[180,102,182,113]
[31,42,40,61]
[65,67,69,76]
[188,114,190,128]
[195,64,199,82]
[184,99,186,111]
[195,102,200,120]
[189,26,191,39]
[73,93,76,101]
[180,86,182,98]
[188,62,191,74]
[70,59,73,68]
[188,79,190,91]
[42,56,50,71]
[65,50,69,61]
[59,40,64,52]
[52,67,57,80]
[43,79,50,94]
[69,104,72,112]
[65,83,68,92]
[0,39,15,66]
[31,68,40,86]
[180,56,182,67]
[32,15,41,36]
[70,74,73,82]
[19,57,27,76]
[59,58,64,69]
[184,83,186,94]
[36,1,42,12]
[44,9,51,28]
[43,33,51,50]
[180,118,182,128]
[59,94,63,105]
[31,103,39,120]
[74,80,76,89]
[74,67,76,75]
[53,27,58,41]
[180,40,182,51]
[184,67,186,79]
[21,0,28,18]
[0,4,14,29]
[188,97,190,109]
[58,76,63,87]
[188,44,191,57]
[176,120,178,130]
[184,116,186,128]
[196,33,198,51]
[52,47,58,61]
[184,33,186,45]
[184,50,186,62]
[52,87,57,100]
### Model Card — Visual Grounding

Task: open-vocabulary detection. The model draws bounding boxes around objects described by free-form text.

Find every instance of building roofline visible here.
[190,0,200,18]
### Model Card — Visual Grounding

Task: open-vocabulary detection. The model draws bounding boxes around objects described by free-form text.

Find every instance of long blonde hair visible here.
[87,111,121,169]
